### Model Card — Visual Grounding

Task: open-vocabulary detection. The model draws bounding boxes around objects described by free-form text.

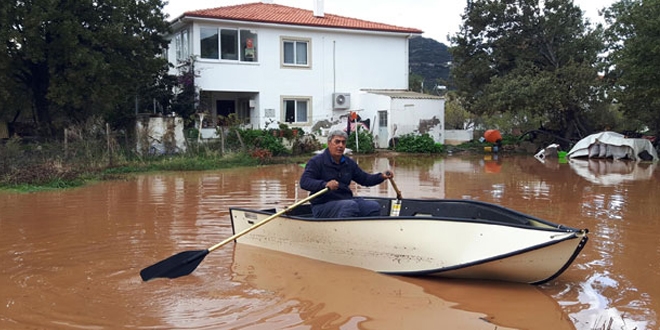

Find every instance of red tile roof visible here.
[182,2,422,35]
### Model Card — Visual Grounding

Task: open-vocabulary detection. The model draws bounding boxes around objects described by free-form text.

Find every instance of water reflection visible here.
[569,159,658,186]
[1,155,658,329]
[230,244,512,330]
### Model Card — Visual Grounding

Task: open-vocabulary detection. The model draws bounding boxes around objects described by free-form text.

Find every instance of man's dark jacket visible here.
[300,149,384,205]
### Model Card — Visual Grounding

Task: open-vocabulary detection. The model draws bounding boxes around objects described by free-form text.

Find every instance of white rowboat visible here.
[229,197,588,284]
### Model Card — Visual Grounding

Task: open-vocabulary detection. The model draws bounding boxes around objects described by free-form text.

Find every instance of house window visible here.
[241,30,258,62]
[282,38,310,67]
[283,98,309,123]
[378,111,388,127]
[200,27,258,62]
[175,29,190,62]
[200,28,219,59]
[221,29,238,60]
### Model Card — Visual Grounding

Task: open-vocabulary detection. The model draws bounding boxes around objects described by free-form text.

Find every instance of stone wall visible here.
[135,115,186,155]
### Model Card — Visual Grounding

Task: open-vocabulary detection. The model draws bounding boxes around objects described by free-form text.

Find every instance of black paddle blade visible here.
[140,249,209,282]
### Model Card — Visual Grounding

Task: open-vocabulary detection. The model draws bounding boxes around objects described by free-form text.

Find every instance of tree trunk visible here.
[29,62,54,137]
[235,128,245,151]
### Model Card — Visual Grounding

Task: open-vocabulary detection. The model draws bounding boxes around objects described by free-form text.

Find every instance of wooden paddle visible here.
[387,173,402,200]
[386,171,402,216]
[140,187,329,281]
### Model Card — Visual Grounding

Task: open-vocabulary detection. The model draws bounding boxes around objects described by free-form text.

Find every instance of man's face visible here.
[328,136,346,158]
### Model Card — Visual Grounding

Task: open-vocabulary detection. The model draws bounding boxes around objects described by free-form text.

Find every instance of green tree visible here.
[1,0,171,137]
[449,0,606,139]
[170,57,199,123]
[409,73,425,93]
[444,91,473,129]
[603,0,660,135]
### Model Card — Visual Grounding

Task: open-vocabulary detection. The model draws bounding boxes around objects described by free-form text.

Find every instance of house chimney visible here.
[261,0,273,3]
[313,0,324,17]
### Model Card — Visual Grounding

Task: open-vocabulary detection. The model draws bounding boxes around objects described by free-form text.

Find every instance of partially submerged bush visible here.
[394,133,444,153]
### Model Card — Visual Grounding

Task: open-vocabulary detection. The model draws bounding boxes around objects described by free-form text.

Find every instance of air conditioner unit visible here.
[333,93,351,109]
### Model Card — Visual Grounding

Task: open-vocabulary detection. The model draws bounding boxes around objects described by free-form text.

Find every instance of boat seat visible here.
[276,199,392,218]
[287,200,391,217]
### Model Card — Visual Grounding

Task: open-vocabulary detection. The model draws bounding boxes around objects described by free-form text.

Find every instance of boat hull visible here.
[229,199,588,284]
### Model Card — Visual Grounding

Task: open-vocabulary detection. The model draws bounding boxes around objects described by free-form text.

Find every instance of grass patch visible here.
[0,151,314,193]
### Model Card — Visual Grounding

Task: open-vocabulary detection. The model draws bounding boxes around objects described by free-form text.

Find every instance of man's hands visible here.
[325,180,340,190]
[382,170,394,180]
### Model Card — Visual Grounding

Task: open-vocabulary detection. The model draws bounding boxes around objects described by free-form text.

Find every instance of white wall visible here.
[136,116,187,155]
[390,98,445,144]
[444,129,475,145]
[358,92,391,146]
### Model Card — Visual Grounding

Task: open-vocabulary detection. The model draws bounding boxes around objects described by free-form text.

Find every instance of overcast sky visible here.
[163,0,616,43]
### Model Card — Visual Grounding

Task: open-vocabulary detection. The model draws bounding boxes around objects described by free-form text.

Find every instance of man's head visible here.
[327,130,347,160]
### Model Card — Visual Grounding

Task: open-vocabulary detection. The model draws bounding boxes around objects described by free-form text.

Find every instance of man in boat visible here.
[300,130,394,218]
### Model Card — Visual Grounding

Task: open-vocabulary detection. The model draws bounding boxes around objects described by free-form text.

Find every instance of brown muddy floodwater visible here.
[1,154,658,330]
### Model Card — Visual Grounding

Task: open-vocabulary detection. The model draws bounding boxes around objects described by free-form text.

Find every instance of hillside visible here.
[409,36,452,92]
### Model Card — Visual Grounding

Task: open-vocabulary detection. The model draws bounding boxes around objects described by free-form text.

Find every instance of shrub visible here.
[394,133,444,153]
[347,130,376,154]
[250,148,273,164]
[229,128,289,156]
[291,135,323,155]
[1,161,83,187]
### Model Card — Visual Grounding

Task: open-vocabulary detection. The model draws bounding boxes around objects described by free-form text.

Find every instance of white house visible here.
[165,0,445,148]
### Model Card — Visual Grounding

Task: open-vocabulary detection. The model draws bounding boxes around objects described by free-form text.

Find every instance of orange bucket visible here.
[484,130,502,143]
